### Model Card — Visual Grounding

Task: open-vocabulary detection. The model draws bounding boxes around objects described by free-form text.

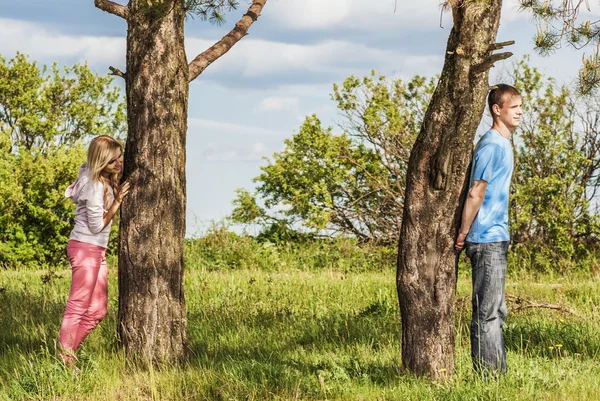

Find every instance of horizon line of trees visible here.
[231,57,600,271]
[1,52,599,272]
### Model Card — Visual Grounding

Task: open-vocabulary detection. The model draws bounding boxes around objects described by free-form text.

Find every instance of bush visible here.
[0,53,125,269]
[185,222,396,273]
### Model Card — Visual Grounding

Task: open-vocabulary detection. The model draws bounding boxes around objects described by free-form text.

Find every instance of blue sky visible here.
[0,0,588,236]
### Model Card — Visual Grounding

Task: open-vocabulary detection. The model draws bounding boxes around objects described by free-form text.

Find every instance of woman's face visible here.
[101,149,123,176]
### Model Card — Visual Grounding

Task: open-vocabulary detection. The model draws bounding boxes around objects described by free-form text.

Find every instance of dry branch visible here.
[471,51,514,74]
[109,66,126,79]
[506,293,581,317]
[188,0,267,82]
[94,0,129,19]
[490,40,516,51]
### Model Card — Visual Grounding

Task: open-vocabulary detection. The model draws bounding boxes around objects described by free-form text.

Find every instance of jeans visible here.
[465,241,508,375]
[59,240,108,352]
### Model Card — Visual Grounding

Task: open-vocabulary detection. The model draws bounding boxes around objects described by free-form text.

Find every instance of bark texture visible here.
[118,0,189,363]
[396,0,509,377]
[92,0,268,364]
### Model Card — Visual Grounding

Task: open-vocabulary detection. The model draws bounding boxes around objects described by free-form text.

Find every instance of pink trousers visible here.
[58,240,108,352]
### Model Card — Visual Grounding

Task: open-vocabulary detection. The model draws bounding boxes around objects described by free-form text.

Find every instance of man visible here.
[455,84,522,375]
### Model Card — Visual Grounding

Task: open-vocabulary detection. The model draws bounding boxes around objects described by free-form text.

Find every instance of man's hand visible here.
[455,180,487,252]
[455,232,468,252]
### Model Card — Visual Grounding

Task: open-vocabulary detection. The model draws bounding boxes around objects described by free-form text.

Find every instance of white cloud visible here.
[502,0,531,22]
[270,0,351,30]
[203,141,269,162]
[256,96,299,113]
[263,0,530,32]
[275,83,335,98]
[187,119,281,162]
[0,18,124,67]
[188,118,285,137]
[186,37,444,79]
[0,17,443,86]
[266,0,444,31]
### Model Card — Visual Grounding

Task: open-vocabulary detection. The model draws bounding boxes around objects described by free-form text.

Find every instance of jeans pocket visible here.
[466,242,479,260]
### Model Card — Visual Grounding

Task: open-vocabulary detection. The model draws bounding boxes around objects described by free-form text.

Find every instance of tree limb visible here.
[506,293,581,317]
[94,0,129,19]
[188,0,267,82]
[109,66,126,80]
[471,51,513,74]
[489,40,515,51]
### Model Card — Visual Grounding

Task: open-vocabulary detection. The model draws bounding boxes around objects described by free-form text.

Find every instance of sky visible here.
[0,0,590,236]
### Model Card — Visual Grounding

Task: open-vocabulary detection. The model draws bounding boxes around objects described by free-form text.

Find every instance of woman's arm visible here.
[86,181,130,234]
[101,181,130,228]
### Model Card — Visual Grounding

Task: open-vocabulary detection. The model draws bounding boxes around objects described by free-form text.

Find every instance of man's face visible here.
[494,95,522,131]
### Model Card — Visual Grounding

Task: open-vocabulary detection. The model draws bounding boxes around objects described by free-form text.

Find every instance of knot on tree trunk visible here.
[246,10,259,21]
[430,139,454,191]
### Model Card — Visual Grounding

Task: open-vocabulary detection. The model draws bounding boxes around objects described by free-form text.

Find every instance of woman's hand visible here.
[115,181,131,204]
[102,181,131,228]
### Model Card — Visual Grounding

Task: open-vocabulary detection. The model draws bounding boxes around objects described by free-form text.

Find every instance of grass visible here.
[1,236,600,400]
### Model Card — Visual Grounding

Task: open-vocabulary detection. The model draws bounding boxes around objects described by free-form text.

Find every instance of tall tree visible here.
[231,73,434,244]
[396,0,513,377]
[93,0,267,363]
[397,0,600,378]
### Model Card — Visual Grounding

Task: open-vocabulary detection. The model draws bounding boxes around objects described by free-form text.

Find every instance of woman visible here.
[58,135,130,366]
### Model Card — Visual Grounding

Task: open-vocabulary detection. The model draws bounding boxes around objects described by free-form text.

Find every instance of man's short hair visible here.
[488,84,521,115]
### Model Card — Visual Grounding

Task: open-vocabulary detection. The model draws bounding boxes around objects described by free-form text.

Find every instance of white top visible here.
[65,164,114,248]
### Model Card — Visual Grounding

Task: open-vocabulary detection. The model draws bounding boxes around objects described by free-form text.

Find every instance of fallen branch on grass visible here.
[506,293,581,318]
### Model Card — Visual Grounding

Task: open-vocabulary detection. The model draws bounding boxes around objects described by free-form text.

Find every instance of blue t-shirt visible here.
[466,129,514,243]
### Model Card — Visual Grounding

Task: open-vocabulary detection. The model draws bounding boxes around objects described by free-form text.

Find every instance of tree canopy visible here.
[0,53,125,268]
[232,72,435,244]
[233,60,600,270]
[520,0,600,93]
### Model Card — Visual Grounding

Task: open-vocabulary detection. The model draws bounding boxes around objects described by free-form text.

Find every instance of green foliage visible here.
[234,61,600,272]
[0,53,126,152]
[0,54,125,268]
[185,222,396,273]
[232,72,435,244]
[0,144,86,268]
[185,0,239,25]
[230,188,266,226]
[510,57,600,272]
[2,249,600,400]
[519,0,600,93]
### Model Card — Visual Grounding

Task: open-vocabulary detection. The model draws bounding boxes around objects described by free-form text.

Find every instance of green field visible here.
[1,238,599,400]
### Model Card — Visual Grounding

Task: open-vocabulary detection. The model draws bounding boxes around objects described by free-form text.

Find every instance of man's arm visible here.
[455,180,488,251]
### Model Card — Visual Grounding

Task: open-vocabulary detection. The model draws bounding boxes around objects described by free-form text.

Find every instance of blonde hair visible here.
[87,136,123,209]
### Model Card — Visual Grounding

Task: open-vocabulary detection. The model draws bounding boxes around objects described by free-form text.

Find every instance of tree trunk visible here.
[397,0,508,377]
[118,0,189,363]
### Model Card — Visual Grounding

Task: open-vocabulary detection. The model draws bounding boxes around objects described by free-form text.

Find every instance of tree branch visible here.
[188,0,267,82]
[109,66,126,80]
[506,293,581,317]
[94,0,129,19]
[471,51,513,74]
[489,40,515,51]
